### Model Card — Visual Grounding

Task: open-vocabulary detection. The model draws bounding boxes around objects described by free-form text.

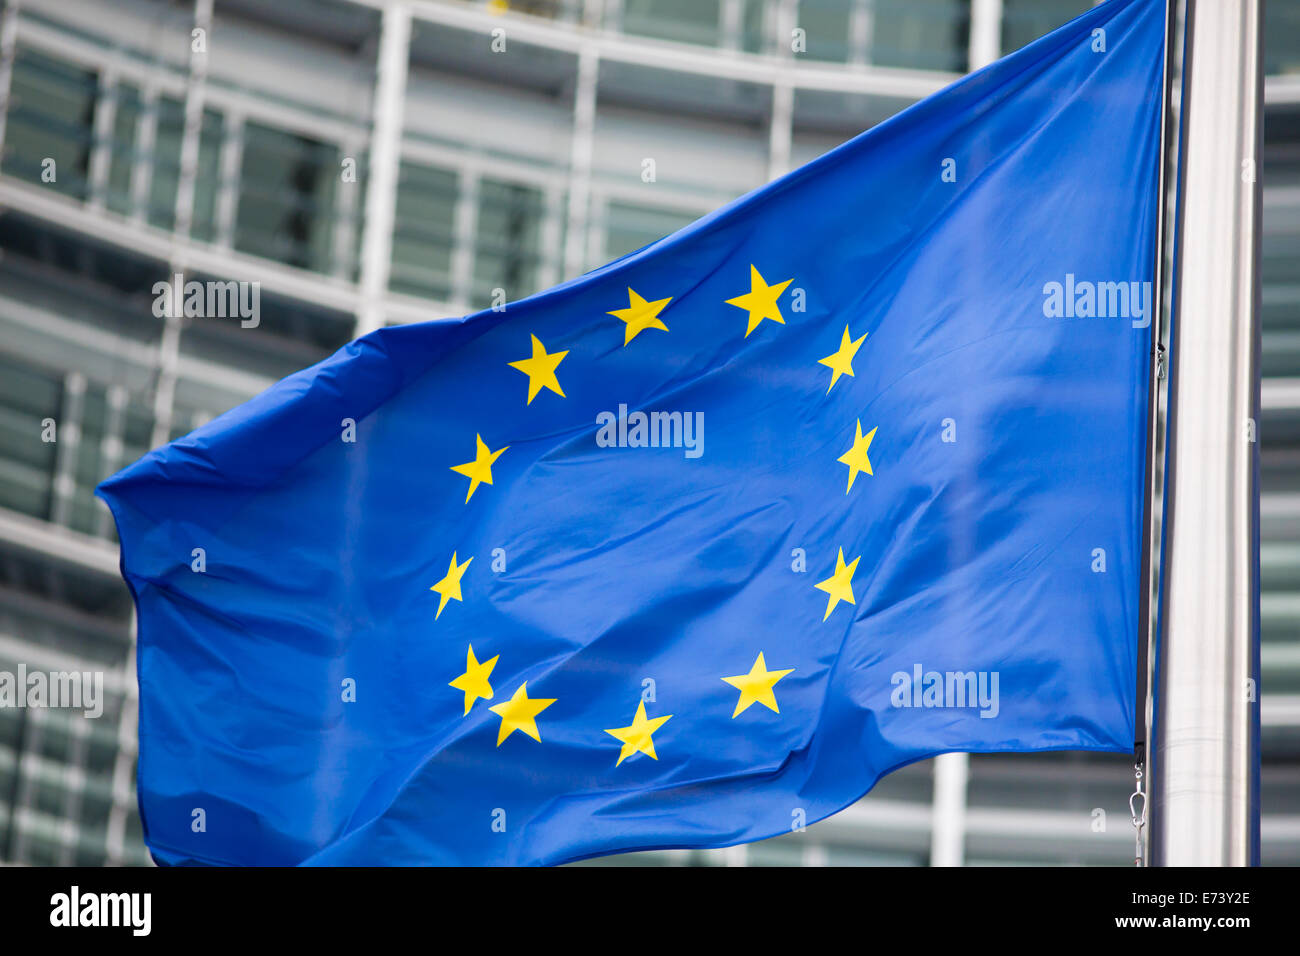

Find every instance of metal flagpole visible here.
[1149,0,1263,867]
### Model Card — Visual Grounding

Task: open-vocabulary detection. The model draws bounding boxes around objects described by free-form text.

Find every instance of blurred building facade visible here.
[0,0,1295,866]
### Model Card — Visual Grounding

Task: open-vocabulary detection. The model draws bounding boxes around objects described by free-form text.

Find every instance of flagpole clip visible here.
[1129,761,1147,867]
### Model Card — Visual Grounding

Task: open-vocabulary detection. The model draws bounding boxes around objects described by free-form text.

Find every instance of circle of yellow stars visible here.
[426,261,880,763]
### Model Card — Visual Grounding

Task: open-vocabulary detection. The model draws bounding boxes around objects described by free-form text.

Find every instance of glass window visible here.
[1265,0,1300,76]
[147,95,183,229]
[0,353,61,520]
[192,111,224,242]
[106,82,142,216]
[799,0,854,64]
[235,122,339,273]
[1000,0,1089,57]
[121,405,155,480]
[4,48,97,199]
[71,385,107,537]
[740,0,772,54]
[622,0,722,47]
[390,160,458,301]
[149,99,223,237]
[342,150,368,283]
[870,0,970,72]
[604,200,697,261]
[471,178,545,309]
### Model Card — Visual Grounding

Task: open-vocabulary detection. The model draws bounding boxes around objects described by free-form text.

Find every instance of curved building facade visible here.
[0,0,1296,865]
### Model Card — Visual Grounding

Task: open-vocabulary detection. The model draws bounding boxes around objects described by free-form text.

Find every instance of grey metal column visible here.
[0,0,20,167]
[766,0,795,182]
[561,44,598,281]
[356,1,411,336]
[151,0,213,450]
[967,0,1002,71]
[929,753,968,866]
[1151,0,1263,867]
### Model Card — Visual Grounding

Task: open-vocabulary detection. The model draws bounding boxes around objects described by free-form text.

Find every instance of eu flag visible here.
[99,0,1162,866]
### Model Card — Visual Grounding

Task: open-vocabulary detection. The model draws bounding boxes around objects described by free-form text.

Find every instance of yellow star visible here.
[450,434,508,503]
[722,652,794,718]
[818,325,868,393]
[429,551,473,620]
[608,287,671,345]
[815,547,860,621]
[508,334,568,404]
[489,682,556,746]
[837,420,878,492]
[726,264,793,337]
[605,700,672,766]
[449,644,498,716]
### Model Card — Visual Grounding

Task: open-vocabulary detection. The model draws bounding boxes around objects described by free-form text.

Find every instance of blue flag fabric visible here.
[99,0,1162,866]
